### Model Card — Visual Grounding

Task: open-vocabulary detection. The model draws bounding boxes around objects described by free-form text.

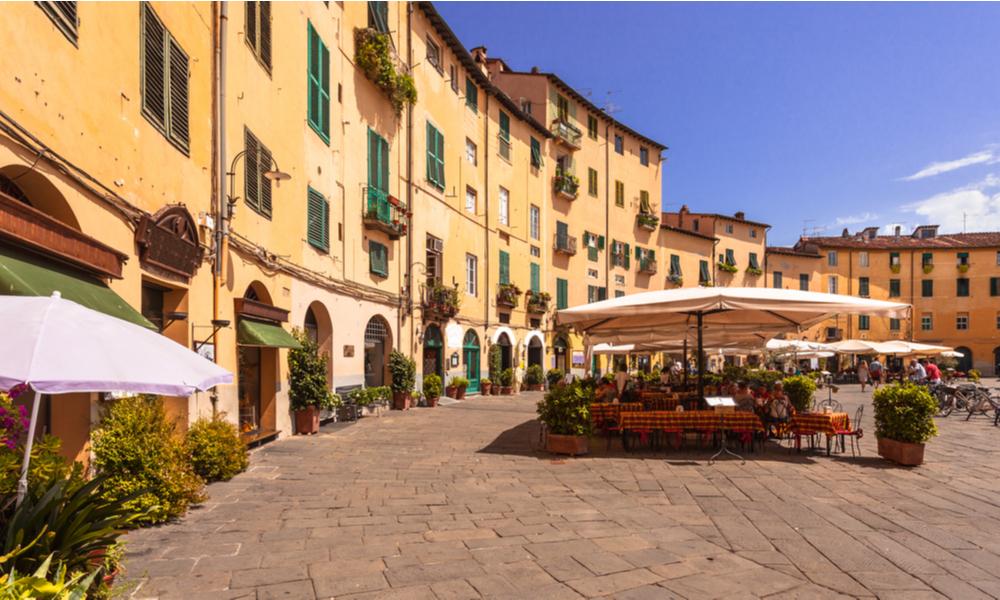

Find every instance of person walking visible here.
[858,359,870,392]
[869,358,883,389]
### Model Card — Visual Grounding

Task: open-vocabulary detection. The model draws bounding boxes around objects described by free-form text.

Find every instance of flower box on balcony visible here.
[890,264,901,273]
[422,283,460,319]
[718,262,738,274]
[526,291,551,314]
[639,260,657,275]
[496,283,521,309]
[363,188,407,239]
[667,274,683,286]
[553,174,579,200]
[922,264,934,274]
[636,213,659,231]
[553,233,577,256]
[957,263,970,273]
[746,267,763,277]
[551,119,582,150]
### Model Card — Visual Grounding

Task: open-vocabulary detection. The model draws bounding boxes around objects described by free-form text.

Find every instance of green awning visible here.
[238,319,302,349]
[0,245,156,330]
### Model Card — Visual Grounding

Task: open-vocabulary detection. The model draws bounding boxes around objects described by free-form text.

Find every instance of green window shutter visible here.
[499,250,510,285]
[699,260,710,283]
[588,246,598,262]
[141,5,167,130]
[556,221,568,238]
[426,122,445,189]
[259,1,272,68]
[244,128,270,218]
[307,22,330,142]
[499,111,510,141]
[749,253,759,269]
[922,252,933,265]
[598,287,607,301]
[530,137,541,168]
[726,248,735,265]
[307,187,329,252]
[369,241,388,277]
[530,263,540,293]
[991,277,1000,296]
[435,129,445,188]
[624,243,631,270]
[166,38,190,149]
[465,77,477,112]
[859,277,869,296]
[368,128,389,194]
[259,144,273,217]
[556,279,568,309]
[670,254,681,276]
[368,1,389,34]
[597,235,605,250]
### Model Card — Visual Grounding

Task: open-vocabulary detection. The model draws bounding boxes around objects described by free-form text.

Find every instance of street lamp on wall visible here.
[225,151,292,219]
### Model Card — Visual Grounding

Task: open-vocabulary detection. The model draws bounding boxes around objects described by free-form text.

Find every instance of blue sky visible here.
[436,2,1000,245]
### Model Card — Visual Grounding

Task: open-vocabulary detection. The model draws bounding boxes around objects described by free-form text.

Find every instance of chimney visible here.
[470,46,487,64]
[842,228,850,238]
[530,66,540,74]
[861,226,879,240]
[678,204,689,228]
[894,225,901,237]
[734,211,745,221]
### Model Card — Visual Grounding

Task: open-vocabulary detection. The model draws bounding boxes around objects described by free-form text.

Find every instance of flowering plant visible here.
[1,384,30,451]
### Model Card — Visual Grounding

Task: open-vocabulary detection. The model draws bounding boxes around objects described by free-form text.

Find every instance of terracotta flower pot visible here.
[457,386,467,400]
[500,386,513,395]
[426,395,439,407]
[545,433,589,456]
[446,385,458,398]
[527,384,543,391]
[392,391,411,410]
[294,406,320,435]
[481,383,492,395]
[877,437,925,466]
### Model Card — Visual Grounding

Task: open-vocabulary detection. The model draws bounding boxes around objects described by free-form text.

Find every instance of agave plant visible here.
[0,553,97,599]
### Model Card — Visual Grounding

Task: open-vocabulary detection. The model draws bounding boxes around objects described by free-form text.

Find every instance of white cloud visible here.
[901,149,996,181]
[835,212,879,226]
[903,174,1000,232]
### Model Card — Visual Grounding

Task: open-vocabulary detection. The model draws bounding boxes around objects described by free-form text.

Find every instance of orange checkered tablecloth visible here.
[619,410,764,432]
[790,412,849,437]
[589,403,643,427]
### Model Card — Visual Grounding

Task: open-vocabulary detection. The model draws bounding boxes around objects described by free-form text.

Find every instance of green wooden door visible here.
[463,330,480,393]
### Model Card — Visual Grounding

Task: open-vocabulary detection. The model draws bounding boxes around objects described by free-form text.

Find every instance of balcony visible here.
[551,119,582,150]
[553,233,577,256]
[496,283,521,310]
[553,173,579,200]
[363,187,407,239]
[638,258,657,275]
[421,281,460,320]
[636,212,659,231]
[526,290,551,314]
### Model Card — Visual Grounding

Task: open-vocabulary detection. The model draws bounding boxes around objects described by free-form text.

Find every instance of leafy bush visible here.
[480,378,492,388]
[782,375,817,413]
[185,416,248,483]
[499,368,514,387]
[354,27,417,114]
[423,374,442,399]
[0,554,98,599]
[968,369,981,382]
[91,396,204,525]
[288,330,337,411]
[745,369,784,389]
[537,381,593,436]
[389,350,416,394]
[546,369,564,387]
[0,435,82,503]
[348,387,390,407]
[488,346,502,382]
[523,365,544,386]
[449,376,469,389]
[872,382,938,444]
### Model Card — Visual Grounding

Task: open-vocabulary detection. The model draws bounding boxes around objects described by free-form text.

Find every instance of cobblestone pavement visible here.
[120,382,1000,599]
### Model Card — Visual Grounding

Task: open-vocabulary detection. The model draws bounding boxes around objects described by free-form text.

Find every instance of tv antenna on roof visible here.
[601,89,622,117]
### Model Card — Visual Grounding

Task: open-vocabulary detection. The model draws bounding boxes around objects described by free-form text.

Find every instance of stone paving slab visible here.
[120,382,1000,598]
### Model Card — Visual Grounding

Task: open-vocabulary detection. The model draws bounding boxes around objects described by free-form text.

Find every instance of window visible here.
[889,279,900,297]
[465,138,477,165]
[530,246,540,258]
[426,36,442,73]
[827,251,838,266]
[530,263,540,293]
[521,100,531,114]
[748,252,760,270]
[614,274,626,286]
[858,315,870,331]
[584,232,598,262]
[799,273,809,291]
[699,260,710,285]
[588,286,607,303]
[465,187,476,214]
[530,137,542,169]
[724,248,735,266]
[997,312,1000,330]
[587,115,598,139]
[425,122,445,190]
[614,135,624,155]
[859,251,869,267]
[639,147,649,166]
[612,240,630,269]
[465,254,477,296]
[827,275,838,294]
[957,251,969,266]
[465,77,478,112]
[306,187,329,252]
[922,279,933,297]
[366,128,389,218]
[369,241,388,277]
[991,277,1000,297]
[246,2,272,70]
[921,313,933,331]
[556,279,569,309]
[141,4,190,152]
[588,168,598,196]
[858,277,869,297]
[639,190,651,213]
[750,228,757,239]
[889,318,900,331]
[773,271,783,289]
[922,252,933,267]
[615,181,624,207]
[556,94,569,121]
[498,111,511,160]
[449,64,459,93]
[725,223,734,234]
[307,22,331,142]
[244,128,273,218]
[368,1,388,34]
[142,283,166,332]
[957,278,969,297]
[692,219,700,232]
[530,205,540,240]
[498,250,510,285]
[956,313,969,330]
[498,187,509,226]
[37,1,78,44]
[890,252,900,268]
[997,251,1000,265]
[615,290,625,298]
[670,254,682,277]
[425,235,442,284]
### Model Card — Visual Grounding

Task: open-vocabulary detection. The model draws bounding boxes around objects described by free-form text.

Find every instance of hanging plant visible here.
[355,28,417,114]
[746,266,763,276]
[718,262,738,274]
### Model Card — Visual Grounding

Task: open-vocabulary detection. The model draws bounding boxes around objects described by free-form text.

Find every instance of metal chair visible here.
[814,397,843,413]
[834,405,864,457]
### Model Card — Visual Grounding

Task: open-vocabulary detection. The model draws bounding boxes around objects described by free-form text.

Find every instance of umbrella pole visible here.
[16,389,42,507]
[697,312,704,400]
[682,338,688,387]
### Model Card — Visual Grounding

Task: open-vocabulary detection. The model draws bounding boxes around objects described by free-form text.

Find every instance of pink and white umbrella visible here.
[0,292,232,504]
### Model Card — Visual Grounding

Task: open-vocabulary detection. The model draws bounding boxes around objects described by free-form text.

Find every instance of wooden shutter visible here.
[308,25,319,129]
[598,287,607,301]
[499,111,510,141]
[244,129,259,212]
[141,5,167,129]
[370,242,388,276]
[369,1,388,34]
[624,243,631,270]
[167,38,189,149]
[530,263,540,293]
[259,1,272,68]
[307,188,328,251]
[557,279,568,309]
[246,2,257,54]
[499,251,510,285]
[307,23,329,141]
[259,144,273,217]
[699,260,709,282]
[320,41,330,136]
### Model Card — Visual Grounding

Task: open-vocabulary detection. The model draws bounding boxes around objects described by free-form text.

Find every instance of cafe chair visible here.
[835,405,864,457]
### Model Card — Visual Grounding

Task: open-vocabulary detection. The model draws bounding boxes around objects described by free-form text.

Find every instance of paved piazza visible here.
[120,383,1000,599]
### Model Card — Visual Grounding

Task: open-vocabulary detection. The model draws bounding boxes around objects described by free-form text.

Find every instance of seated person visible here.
[596,378,617,403]
[733,382,756,412]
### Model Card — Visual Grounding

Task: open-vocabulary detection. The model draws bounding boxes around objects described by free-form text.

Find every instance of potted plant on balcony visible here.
[497,283,521,309]
[890,263,902,273]
[537,380,592,456]
[423,374,442,407]
[389,350,416,410]
[526,290,550,313]
[636,212,659,230]
[667,274,683,286]
[873,382,938,466]
[922,264,934,274]
[480,377,493,395]
[289,330,337,435]
[523,365,545,391]
[718,261,738,274]
[746,266,763,277]
[553,172,580,198]
[958,263,970,273]
[499,368,515,395]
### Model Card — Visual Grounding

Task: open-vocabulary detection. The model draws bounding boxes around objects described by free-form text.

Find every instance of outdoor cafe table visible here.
[618,410,764,452]
[589,402,643,428]
[789,412,850,455]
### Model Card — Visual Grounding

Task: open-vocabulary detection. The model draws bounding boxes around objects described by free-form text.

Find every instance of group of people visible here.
[856,357,942,391]
[728,381,793,424]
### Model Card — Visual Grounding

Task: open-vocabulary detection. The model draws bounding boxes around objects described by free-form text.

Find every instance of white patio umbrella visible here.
[1,293,233,504]
[765,338,832,352]
[559,287,909,397]
[940,350,965,358]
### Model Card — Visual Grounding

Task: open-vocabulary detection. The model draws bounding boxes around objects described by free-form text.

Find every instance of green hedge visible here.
[872,382,938,444]
[186,416,249,483]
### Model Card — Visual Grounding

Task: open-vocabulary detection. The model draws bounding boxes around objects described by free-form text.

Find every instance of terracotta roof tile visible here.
[799,231,1000,250]
[766,246,821,258]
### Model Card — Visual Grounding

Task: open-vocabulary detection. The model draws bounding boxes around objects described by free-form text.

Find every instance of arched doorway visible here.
[0,169,80,229]
[955,346,973,373]
[304,301,333,386]
[993,347,1000,376]
[553,334,569,373]
[364,316,392,387]
[237,283,280,437]
[423,324,444,380]
[527,335,543,369]
[463,330,481,393]
[496,332,513,372]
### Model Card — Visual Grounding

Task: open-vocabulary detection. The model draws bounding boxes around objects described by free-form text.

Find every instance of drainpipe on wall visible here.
[484,94,491,339]
[211,0,229,416]
[909,249,915,340]
[405,4,414,358]
[604,121,611,294]
[711,237,719,287]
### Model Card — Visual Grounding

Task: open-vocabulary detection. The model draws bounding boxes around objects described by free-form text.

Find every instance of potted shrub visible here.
[546,368,564,388]
[423,374,442,407]
[523,365,545,391]
[389,350,416,410]
[873,382,938,466]
[782,374,817,414]
[480,377,493,395]
[451,376,469,399]
[499,368,514,395]
[289,330,337,434]
[537,380,592,456]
